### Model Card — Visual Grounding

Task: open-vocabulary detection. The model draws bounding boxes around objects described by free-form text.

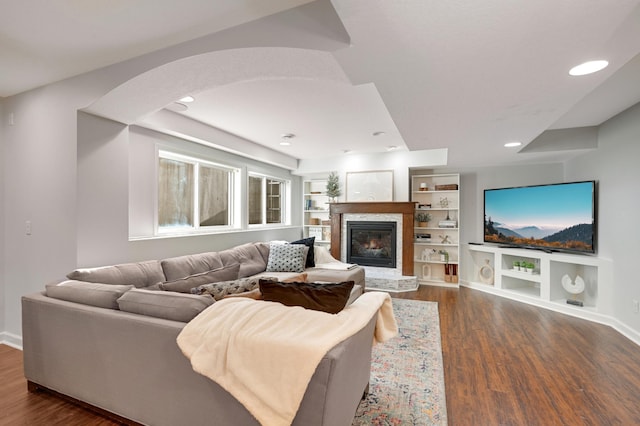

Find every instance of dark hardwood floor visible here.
[2,285,640,425]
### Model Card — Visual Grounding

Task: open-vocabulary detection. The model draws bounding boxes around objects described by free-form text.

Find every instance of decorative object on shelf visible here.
[308,227,323,240]
[415,234,431,242]
[421,264,431,279]
[435,184,458,191]
[420,249,431,261]
[438,249,449,263]
[444,264,458,283]
[419,182,428,191]
[415,212,432,227]
[439,235,452,244]
[479,259,494,284]
[428,248,437,260]
[439,197,449,208]
[438,210,457,228]
[523,262,535,274]
[309,218,321,225]
[513,260,521,271]
[325,171,341,202]
[561,274,585,307]
[417,203,432,209]
[346,170,393,202]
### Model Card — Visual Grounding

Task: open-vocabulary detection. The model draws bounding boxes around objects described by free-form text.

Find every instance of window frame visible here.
[247,172,290,228]
[157,149,240,235]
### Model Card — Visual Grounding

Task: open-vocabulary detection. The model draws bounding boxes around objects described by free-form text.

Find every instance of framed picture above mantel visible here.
[345,170,394,202]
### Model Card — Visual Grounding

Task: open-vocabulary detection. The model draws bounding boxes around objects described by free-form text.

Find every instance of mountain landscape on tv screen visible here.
[484,218,593,252]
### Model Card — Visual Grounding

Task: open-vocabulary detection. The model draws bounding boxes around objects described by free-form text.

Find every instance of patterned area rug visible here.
[353,298,447,425]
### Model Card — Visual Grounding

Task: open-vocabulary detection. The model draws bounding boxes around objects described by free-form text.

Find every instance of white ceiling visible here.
[3,0,640,168]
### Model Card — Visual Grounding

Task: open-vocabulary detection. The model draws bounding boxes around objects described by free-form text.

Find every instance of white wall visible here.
[2,84,97,345]
[296,148,449,202]
[565,102,640,332]
[0,99,5,337]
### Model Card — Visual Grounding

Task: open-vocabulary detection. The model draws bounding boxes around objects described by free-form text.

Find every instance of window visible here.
[158,151,238,232]
[248,173,288,226]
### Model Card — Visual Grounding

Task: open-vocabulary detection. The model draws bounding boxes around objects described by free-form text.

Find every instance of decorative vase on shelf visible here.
[479,259,494,284]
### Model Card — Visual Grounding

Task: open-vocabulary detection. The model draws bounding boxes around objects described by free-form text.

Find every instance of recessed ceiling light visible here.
[343,149,352,154]
[504,142,522,148]
[179,95,195,103]
[569,60,609,76]
[373,131,386,136]
[167,102,188,112]
[279,133,295,146]
[386,145,398,151]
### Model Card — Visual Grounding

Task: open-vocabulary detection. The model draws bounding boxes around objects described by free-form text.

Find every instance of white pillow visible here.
[266,243,307,273]
[314,245,340,264]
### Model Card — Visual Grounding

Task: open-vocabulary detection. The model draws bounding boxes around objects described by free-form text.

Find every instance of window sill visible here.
[129,225,298,242]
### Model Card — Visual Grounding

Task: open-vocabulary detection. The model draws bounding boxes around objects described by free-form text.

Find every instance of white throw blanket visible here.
[177,291,397,426]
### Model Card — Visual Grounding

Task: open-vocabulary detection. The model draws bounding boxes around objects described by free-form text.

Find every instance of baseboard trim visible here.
[0,332,23,350]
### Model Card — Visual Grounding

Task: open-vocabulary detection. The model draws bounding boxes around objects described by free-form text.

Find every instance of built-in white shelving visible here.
[302,179,331,247]
[411,173,460,286]
[464,244,613,323]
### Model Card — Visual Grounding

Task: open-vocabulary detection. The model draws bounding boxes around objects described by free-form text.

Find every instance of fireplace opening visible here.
[347,221,397,268]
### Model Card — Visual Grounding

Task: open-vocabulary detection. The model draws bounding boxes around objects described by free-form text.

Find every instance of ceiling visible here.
[3,0,640,168]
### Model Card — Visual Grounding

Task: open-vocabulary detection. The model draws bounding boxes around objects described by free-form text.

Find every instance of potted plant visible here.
[525,262,535,274]
[325,171,341,202]
[513,260,520,271]
[415,212,432,227]
[438,249,449,263]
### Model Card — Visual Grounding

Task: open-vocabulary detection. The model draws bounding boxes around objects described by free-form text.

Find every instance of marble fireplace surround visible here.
[329,202,415,276]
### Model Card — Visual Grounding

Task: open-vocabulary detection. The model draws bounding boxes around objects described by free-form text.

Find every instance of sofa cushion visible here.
[218,242,270,278]
[158,263,240,293]
[258,279,355,314]
[305,266,366,288]
[265,243,307,273]
[117,289,214,322]
[313,245,338,264]
[161,252,224,282]
[161,242,270,281]
[46,280,134,309]
[291,237,315,268]
[66,260,165,288]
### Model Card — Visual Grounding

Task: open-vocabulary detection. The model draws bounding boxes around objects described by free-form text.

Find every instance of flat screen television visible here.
[484,181,596,254]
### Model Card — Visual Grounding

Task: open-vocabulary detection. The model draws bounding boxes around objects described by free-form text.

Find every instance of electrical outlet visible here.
[633,300,639,314]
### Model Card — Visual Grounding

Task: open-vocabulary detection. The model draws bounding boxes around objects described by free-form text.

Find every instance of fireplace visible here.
[347,221,397,268]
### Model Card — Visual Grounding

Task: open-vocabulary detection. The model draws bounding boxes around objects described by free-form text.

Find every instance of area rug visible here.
[352,298,447,425]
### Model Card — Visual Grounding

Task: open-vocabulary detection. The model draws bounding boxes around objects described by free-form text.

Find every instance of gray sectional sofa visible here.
[22,241,373,426]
